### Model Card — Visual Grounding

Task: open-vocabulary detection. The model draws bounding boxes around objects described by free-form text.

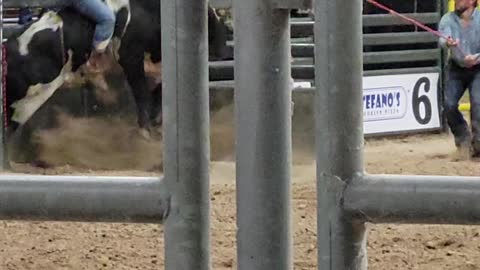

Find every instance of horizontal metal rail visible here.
[3,17,28,23]
[210,61,316,81]
[291,13,440,37]
[289,45,439,59]
[210,0,232,8]
[208,66,440,89]
[363,13,440,27]
[344,174,480,225]
[363,66,440,76]
[4,0,65,8]
[363,32,437,46]
[224,31,438,58]
[3,24,20,38]
[209,58,440,81]
[364,48,440,64]
[0,174,169,223]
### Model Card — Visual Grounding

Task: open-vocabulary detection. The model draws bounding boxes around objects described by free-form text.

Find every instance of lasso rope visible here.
[366,0,467,56]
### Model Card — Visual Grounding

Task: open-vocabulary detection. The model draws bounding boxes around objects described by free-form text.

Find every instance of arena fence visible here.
[315,0,480,269]
[2,0,480,270]
[0,1,171,224]
[0,0,215,269]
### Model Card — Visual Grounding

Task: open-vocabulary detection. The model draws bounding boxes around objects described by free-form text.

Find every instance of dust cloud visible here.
[32,112,163,171]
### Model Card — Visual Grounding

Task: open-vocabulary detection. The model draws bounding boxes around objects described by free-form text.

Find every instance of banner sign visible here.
[363,73,441,135]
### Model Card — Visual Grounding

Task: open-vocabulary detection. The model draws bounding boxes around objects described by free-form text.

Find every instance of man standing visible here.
[439,0,480,158]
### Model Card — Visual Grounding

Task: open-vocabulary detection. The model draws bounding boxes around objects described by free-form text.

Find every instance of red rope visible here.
[367,0,448,39]
[366,0,466,55]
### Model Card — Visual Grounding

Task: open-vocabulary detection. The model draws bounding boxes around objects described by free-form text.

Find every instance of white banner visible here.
[363,73,441,135]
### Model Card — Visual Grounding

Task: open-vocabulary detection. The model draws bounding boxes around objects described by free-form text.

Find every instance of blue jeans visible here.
[68,0,115,51]
[444,61,480,151]
[18,8,33,25]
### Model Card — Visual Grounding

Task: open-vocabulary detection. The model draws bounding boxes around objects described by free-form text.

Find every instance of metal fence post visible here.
[315,0,367,269]
[233,0,293,269]
[161,0,211,269]
[0,0,6,169]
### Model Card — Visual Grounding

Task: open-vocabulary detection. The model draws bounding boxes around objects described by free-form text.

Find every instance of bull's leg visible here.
[144,59,163,129]
[118,53,152,132]
[150,82,162,128]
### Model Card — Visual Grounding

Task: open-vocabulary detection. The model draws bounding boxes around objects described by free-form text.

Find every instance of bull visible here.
[4,0,228,141]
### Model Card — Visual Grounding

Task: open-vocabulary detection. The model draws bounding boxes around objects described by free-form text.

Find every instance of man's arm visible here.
[438,13,466,66]
[438,14,453,49]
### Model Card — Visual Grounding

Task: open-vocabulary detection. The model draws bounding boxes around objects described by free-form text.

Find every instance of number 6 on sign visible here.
[412,77,433,125]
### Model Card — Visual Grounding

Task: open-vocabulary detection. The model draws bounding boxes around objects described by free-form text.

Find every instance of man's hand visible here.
[464,54,480,68]
[447,37,459,47]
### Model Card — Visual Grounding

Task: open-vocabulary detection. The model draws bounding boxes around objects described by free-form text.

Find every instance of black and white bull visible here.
[4,0,228,138]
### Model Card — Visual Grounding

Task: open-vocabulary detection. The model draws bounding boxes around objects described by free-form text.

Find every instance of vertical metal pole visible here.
[234,0,292,269]
[315,0,367,269]
[0,0,5,169]
[161,0,210,269]
[439,0,448,132]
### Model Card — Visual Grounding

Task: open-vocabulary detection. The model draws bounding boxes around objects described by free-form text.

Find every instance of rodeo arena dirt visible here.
[1,0,480,270]
[3,108,480,270]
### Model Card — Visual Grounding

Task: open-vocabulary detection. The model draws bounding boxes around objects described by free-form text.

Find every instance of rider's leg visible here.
[70,0,115,52]
[18,8,33,25]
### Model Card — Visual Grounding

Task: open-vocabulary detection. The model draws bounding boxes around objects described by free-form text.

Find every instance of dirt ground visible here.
[1,106,480,270]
